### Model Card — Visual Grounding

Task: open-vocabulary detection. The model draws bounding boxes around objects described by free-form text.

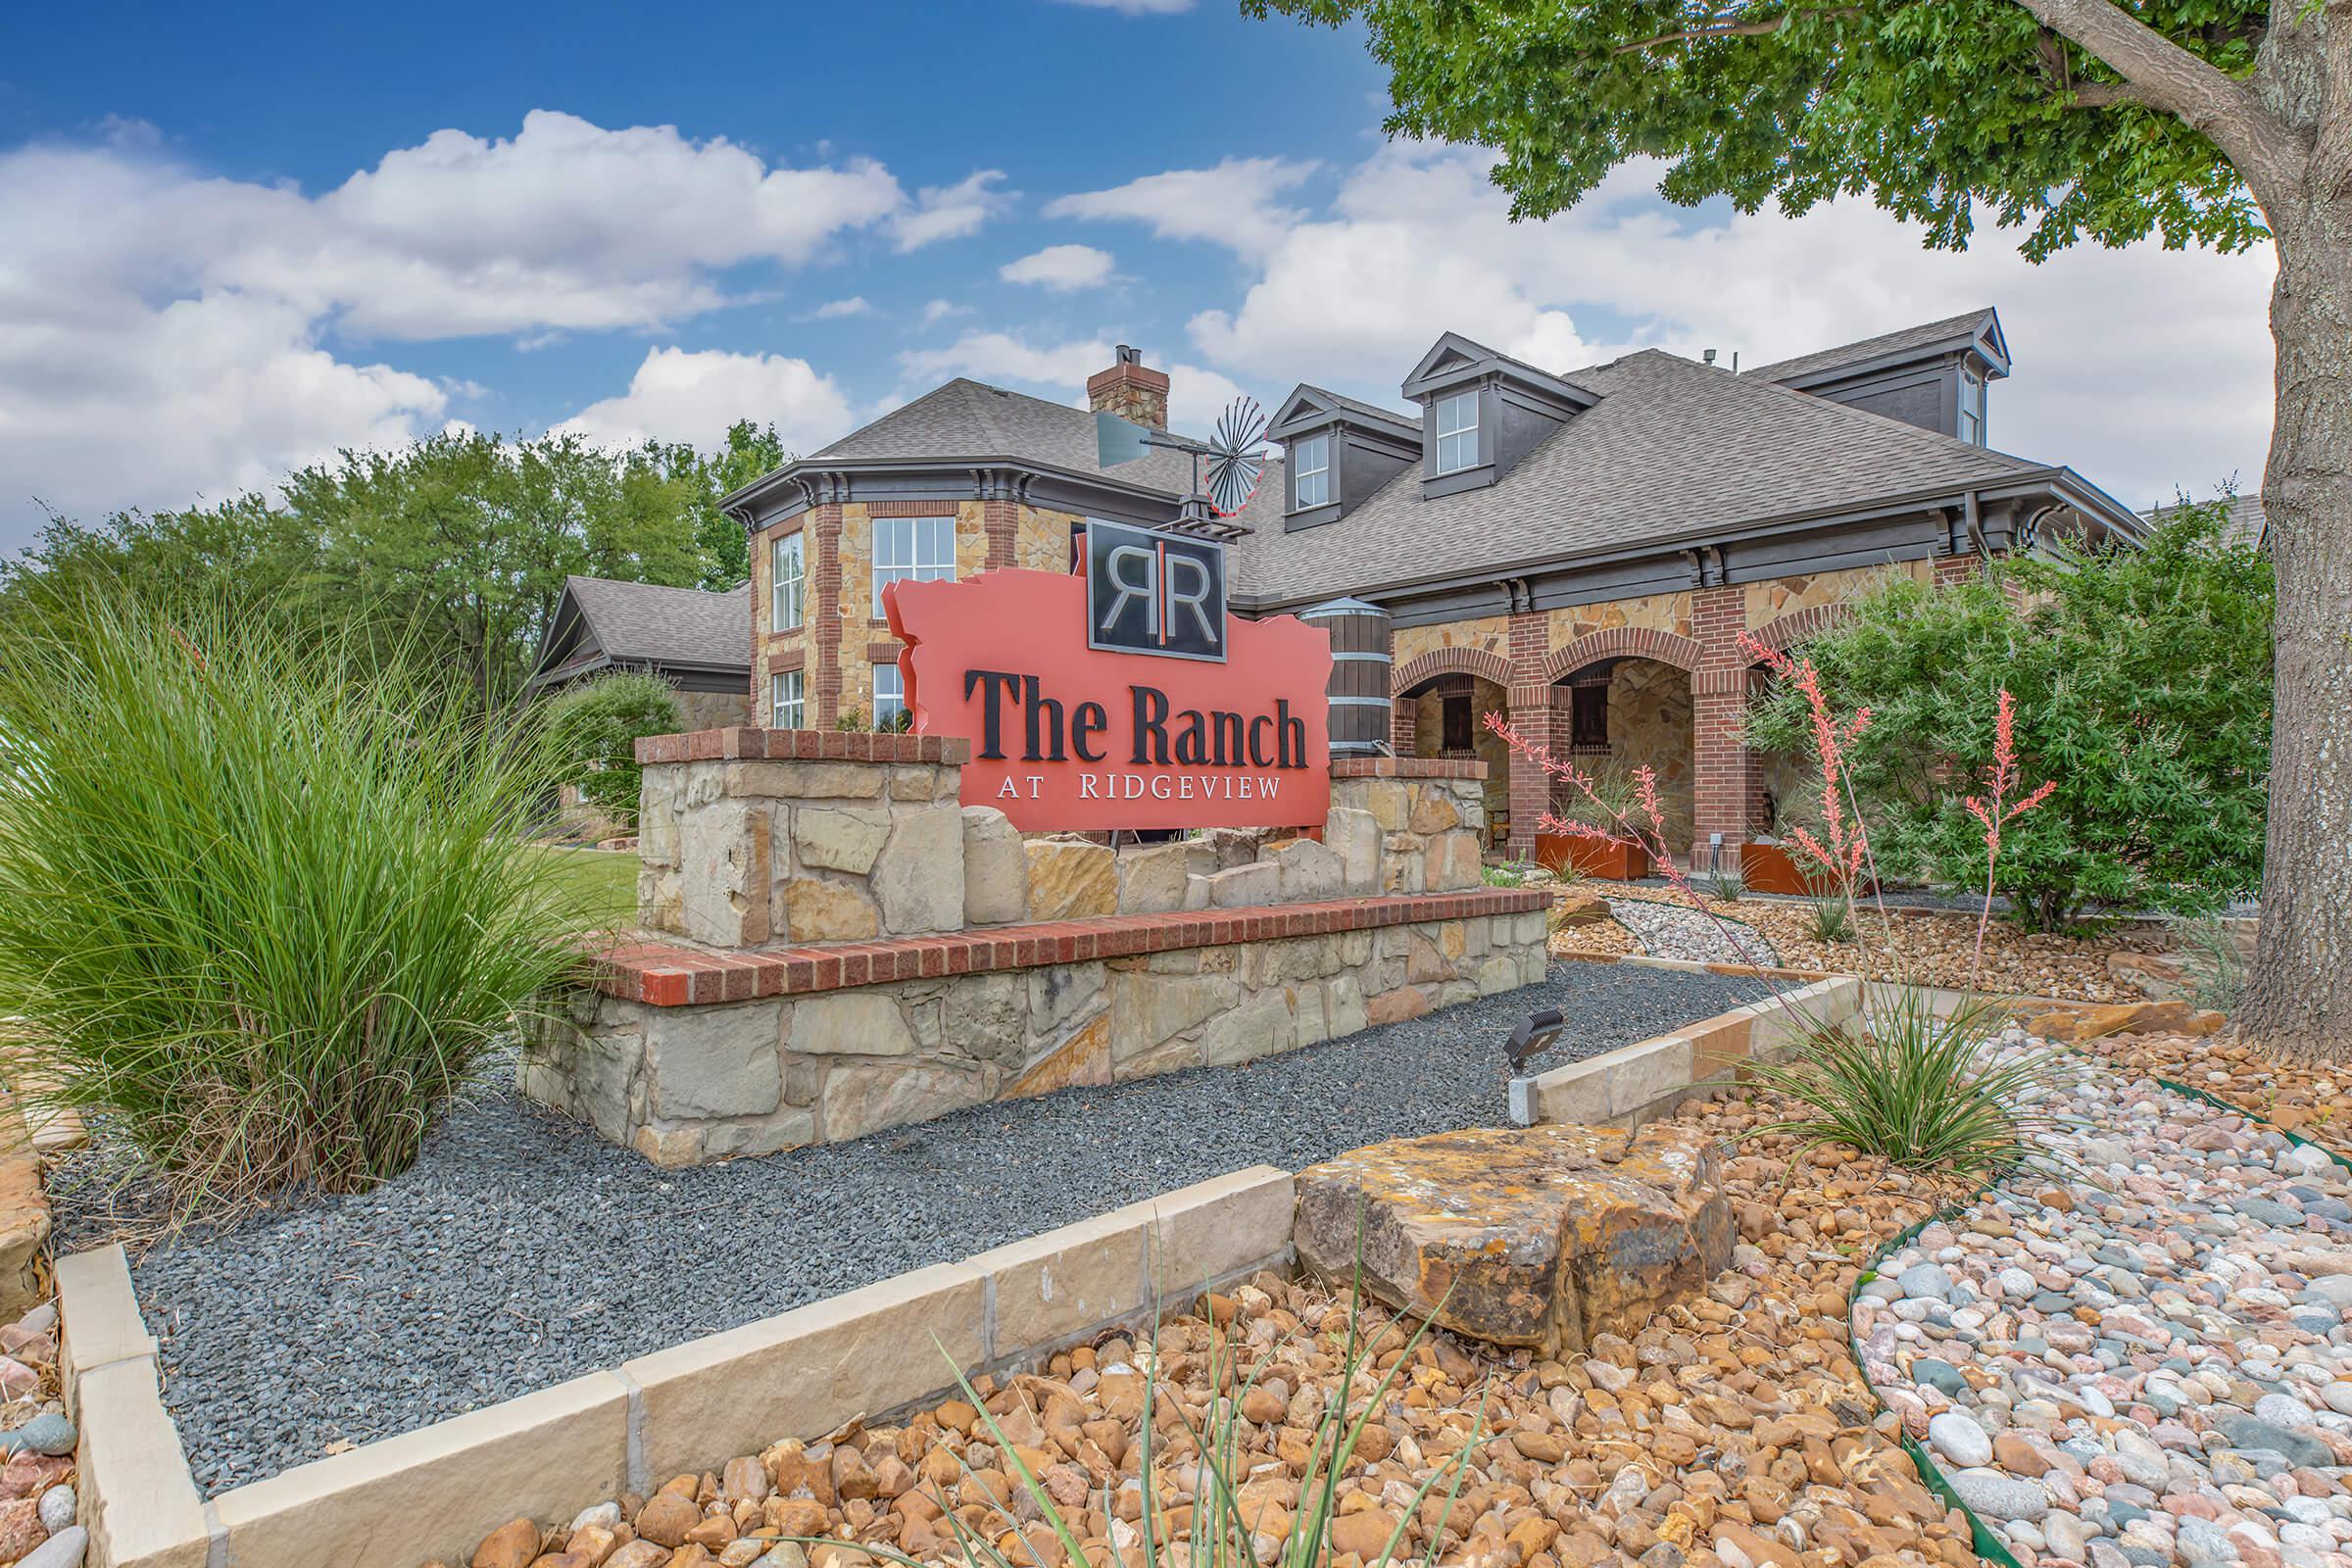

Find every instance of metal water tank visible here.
[1298,598,1393,756]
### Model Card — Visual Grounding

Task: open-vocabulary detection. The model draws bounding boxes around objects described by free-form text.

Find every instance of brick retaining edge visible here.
[591,888,1552,1006]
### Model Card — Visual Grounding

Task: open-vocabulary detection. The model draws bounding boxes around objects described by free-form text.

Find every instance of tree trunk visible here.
[2238,191,2352,1056]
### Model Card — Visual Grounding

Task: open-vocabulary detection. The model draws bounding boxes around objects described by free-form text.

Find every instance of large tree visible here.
[1250,0,2351,1054]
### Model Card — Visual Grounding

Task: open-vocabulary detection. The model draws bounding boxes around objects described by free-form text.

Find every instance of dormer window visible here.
[1434,391,1480,474]
[1293,434,1330,509]
[1959,370,1985,445]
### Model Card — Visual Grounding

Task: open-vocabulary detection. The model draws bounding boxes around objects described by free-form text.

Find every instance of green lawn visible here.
[525,845,638,926]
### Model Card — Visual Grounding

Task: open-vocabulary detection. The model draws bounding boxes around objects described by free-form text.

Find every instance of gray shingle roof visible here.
[1231,349,2052,605]
[2143,492,2268,549]
[811,378,1290,534]
[564,576,750,671]
[1742,310,1995,385]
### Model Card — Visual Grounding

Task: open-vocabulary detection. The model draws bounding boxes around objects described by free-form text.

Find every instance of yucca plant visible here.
[1804,890,1854,945]
[2172,912,2248,1013]
[0,595,594,1207]
[874,1277,1487,1568]
[1740,991,2065,1177]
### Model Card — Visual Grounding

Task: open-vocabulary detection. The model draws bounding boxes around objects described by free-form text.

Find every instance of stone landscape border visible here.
[1507,971,1863,1128]
[59,1165,1296,1568]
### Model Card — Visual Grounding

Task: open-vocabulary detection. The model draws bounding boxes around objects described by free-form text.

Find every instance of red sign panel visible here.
[884,568,1332,832]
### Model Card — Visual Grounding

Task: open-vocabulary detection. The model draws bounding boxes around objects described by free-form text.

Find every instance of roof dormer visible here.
[1744,308,2010,446]
[1399,333,1597,498]
[1267,384,1422,532]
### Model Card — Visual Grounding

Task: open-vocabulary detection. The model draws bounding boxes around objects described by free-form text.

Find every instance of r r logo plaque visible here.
[1085,518,1226,662]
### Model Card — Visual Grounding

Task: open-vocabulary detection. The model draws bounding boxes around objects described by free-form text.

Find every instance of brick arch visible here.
[1393,645,1512,697]
[1744,602,1853,659]
[1542,626,1702,685]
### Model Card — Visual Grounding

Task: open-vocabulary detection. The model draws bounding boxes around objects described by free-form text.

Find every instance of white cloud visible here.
[1045,157,1318,260]
[1049,0,1194,12]
[0,112,934,537]
[557,347,854,453]
[899,330,1113,389]
[890,171,1013,252]
[0,291,447,523]
[807,296,873,319]
[1000,243,1116,292]
[1164,362,1255,437]
[1178,144,2272,506]
[919,298,972,325]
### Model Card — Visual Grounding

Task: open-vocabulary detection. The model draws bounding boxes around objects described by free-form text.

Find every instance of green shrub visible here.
[0,597,593,1206]
[542,671,682,829]
[1704,866,1744,903]
[1740,993,2063,1177]
[1744,498,2273,930]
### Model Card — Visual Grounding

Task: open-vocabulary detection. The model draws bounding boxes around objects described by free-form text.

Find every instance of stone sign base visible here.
[525,733,1544,1164]
[528,892,1548,1166]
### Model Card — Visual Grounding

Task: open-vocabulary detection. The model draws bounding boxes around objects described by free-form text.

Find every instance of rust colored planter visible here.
[1740,841,1874,898]
[1534,834,1650,881]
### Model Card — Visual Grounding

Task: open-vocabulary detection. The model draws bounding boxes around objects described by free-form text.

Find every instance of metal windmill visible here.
[1096,394,1269,532]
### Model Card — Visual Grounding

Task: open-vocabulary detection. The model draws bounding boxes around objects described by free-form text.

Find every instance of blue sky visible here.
[0,0,2278,548]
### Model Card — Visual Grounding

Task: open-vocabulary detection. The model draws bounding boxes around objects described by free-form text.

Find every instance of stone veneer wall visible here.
[524,737,1542,1165]
[530,900,1548,1165]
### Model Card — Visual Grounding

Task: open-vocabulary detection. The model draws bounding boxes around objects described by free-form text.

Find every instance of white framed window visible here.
[770,531,805,632]
[1958,371,1985,445]
[872,515,956,615]
[1434,391,1480,474]
[1293,434,1330,509]
[873,662,906,729]
[771,668,805,729]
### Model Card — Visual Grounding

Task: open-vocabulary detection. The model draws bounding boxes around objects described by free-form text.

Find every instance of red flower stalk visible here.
[1963,687,2055,984]
[1739,633,1873,897]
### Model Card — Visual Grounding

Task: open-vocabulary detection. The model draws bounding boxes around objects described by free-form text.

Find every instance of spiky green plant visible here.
[0,594,594,1207]
[1804,890,1854,945]
[2171,913,2248,1013]
[851,1276,1486,1568]
[1740,992,2064,1177]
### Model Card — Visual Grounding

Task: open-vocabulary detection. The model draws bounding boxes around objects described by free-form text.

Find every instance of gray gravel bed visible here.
[50,960,1757,1495]
[1606,897,1782,967]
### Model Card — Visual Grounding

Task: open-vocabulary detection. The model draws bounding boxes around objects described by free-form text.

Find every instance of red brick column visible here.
[1503,686,1571,856]
[1391,698,1417,756]
[1503,612,1553,857]
[1690,583,1762,870]
[983,499,1018,570]
[1933,553,1980,588]
[809,502,844,728]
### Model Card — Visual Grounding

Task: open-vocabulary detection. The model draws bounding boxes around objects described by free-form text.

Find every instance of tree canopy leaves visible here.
[1247,0,2268,259]
[2,423,790,715]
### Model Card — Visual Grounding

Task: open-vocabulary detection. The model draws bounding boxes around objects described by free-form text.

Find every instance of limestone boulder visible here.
[1273,838,1343,902]
[1293,1122,1732,1355]
[2027,999,2226,1042]
[961,807,1028,925]
[871,805,964,934]
[1026,838,1117,920]
[1115,841,1200,914]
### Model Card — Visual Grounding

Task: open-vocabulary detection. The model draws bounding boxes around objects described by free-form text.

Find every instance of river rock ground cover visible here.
[2082,1032,2352,1149]
[45,960,1753,1496]
[1555,884,2172,1004]
[1857,1039,2352,1568]
[436,1089,1984,1568]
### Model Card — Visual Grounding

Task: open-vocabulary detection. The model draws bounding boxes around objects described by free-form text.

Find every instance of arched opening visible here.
[1547,657,1695,855]
[1399,671,1511,844]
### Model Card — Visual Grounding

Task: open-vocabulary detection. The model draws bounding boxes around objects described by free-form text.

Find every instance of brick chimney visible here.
[1088,345,1169,430]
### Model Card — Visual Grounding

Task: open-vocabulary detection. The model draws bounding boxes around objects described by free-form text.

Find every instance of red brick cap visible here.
[585,887,1550,1007]
[635,727,971,765]
[1330,757,1486,780]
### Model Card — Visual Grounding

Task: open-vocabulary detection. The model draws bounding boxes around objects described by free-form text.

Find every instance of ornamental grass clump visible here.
[1739,992,2064,1180]
[0,596,593,1208]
